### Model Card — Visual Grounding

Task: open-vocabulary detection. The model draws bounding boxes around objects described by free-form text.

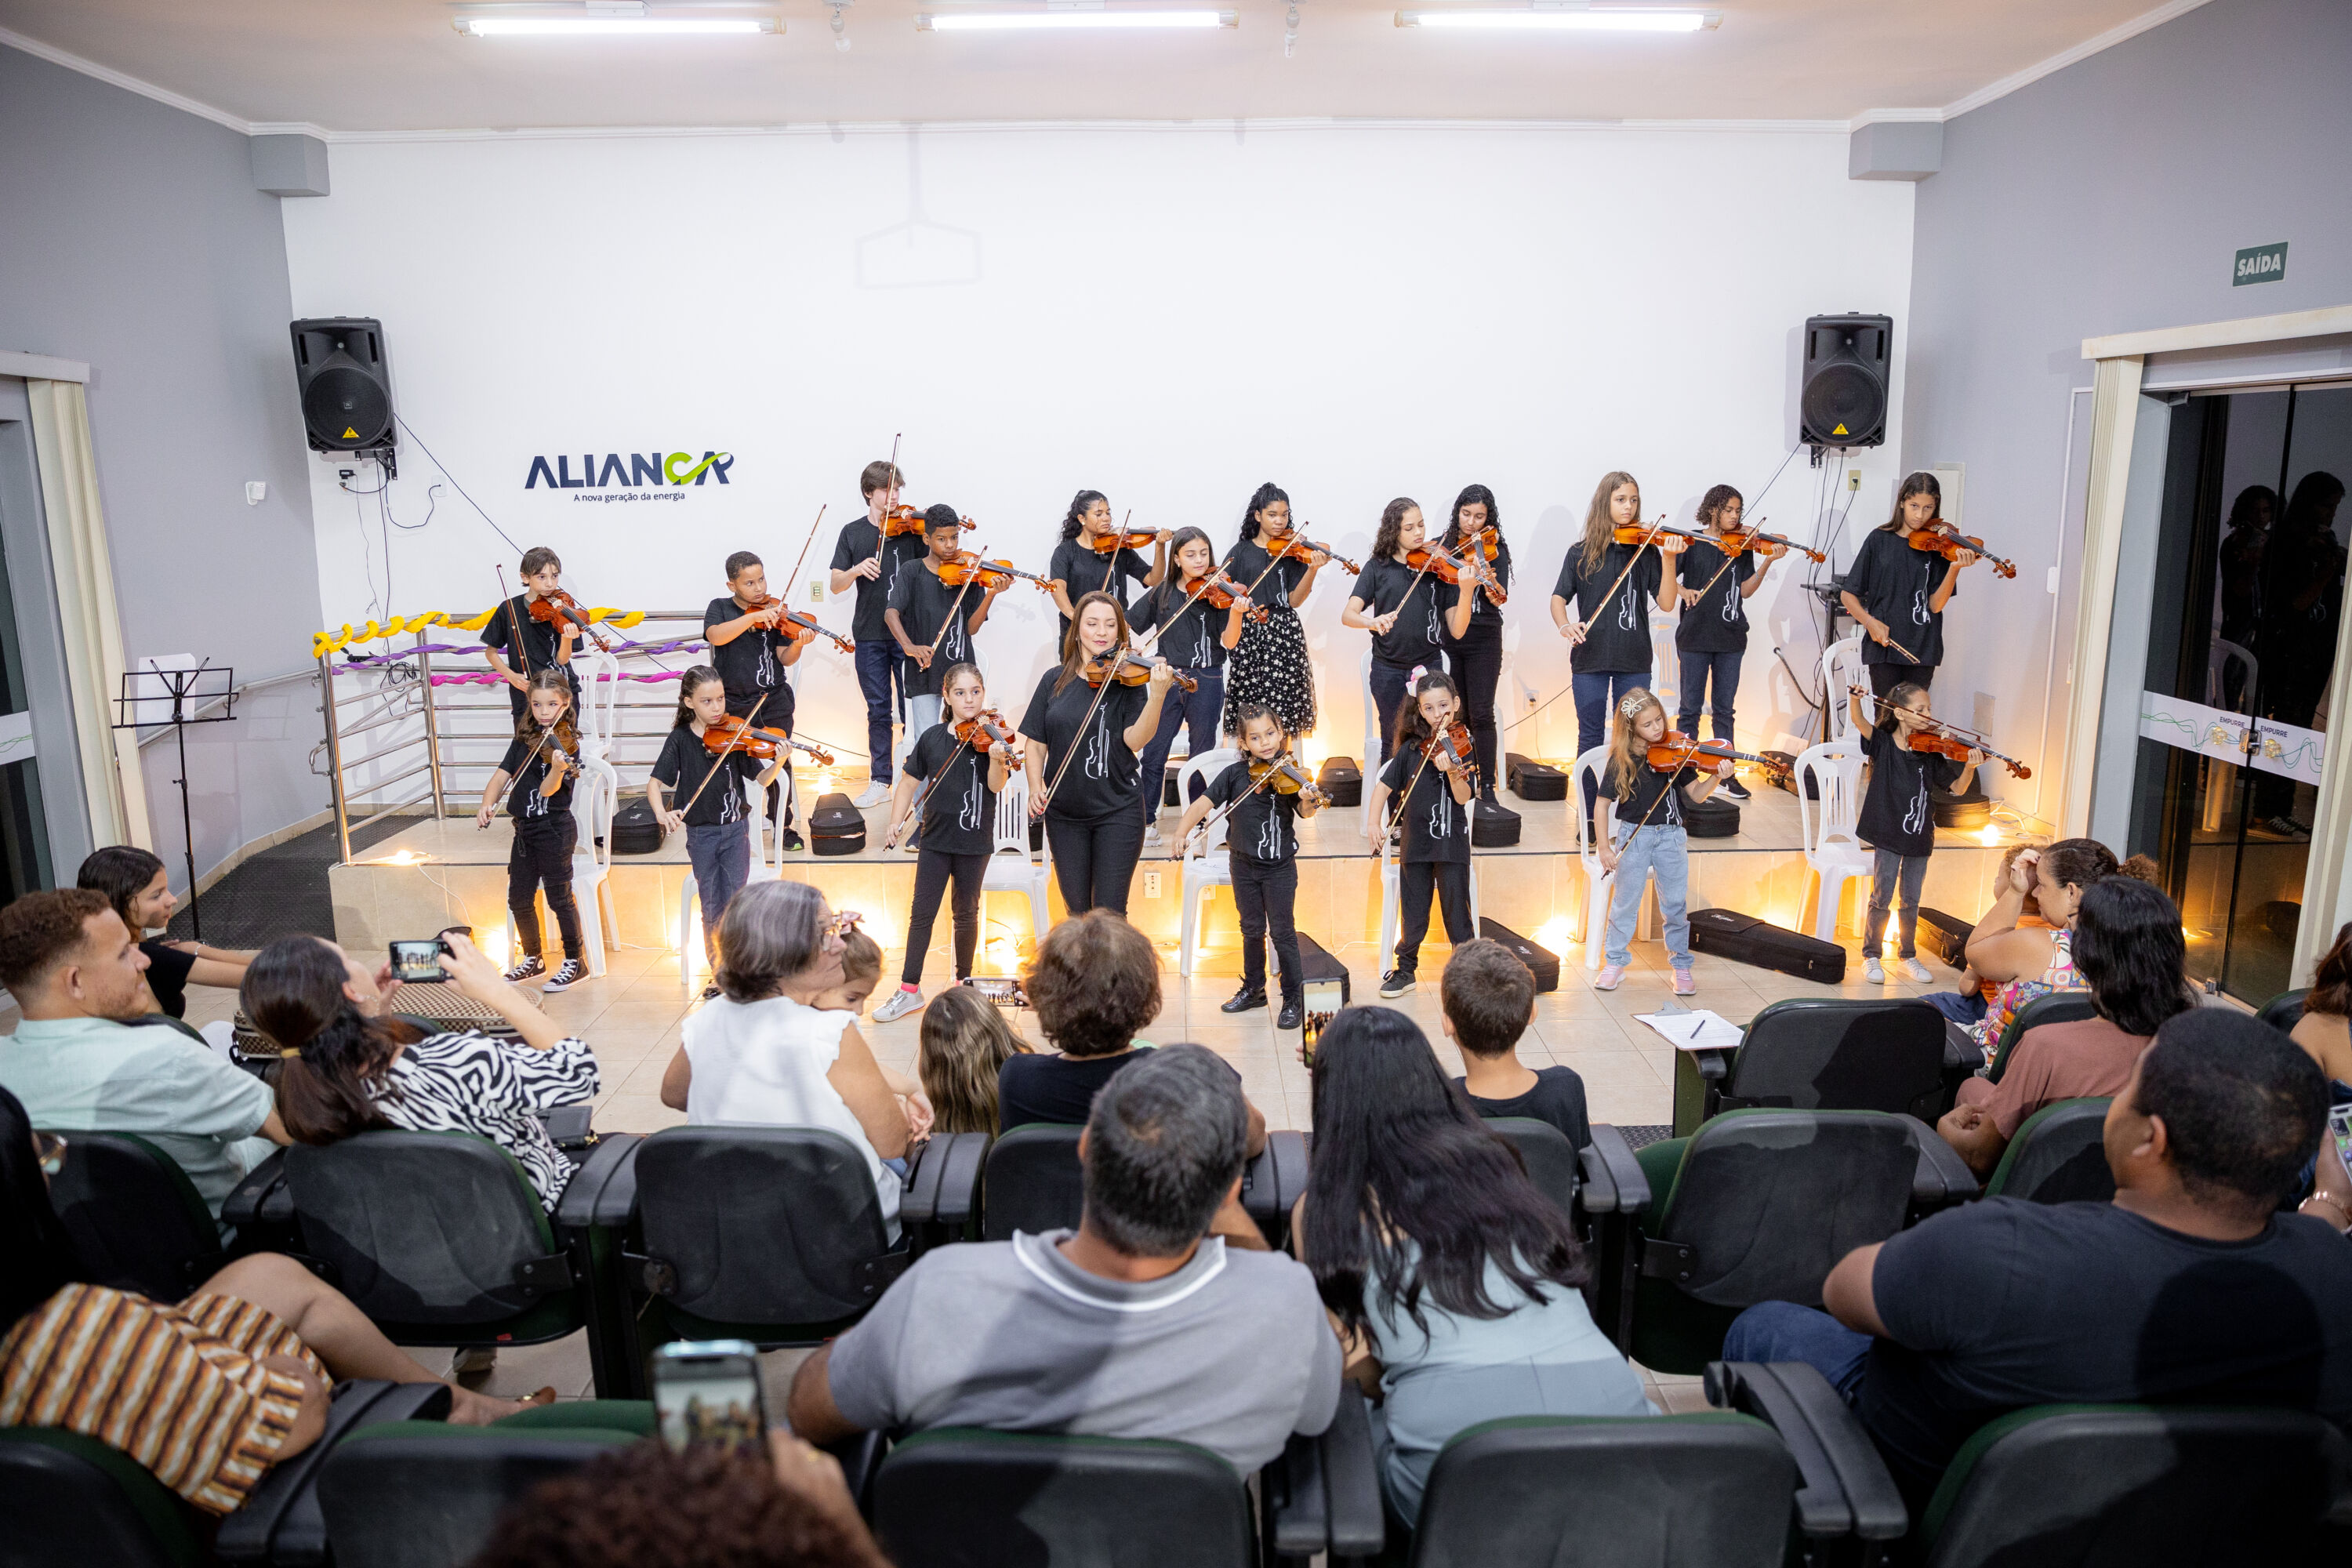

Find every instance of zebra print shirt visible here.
[377,1029,599,1210]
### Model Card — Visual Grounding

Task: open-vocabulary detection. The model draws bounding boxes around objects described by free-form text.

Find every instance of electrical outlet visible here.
[1143,870,1163,898]
[808,581,825,602]
[1847,468,1862,492]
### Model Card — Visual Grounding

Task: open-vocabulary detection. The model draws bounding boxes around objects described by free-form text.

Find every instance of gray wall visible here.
[1900,0,2352,821]
[0,44,328,894]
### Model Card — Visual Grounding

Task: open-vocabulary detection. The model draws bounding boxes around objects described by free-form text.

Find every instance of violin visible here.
[738,594,855,653]
[1906,517,2017,579]
[1418,720,1478,780]
[1454,526,1501,563]
[1268,533,1362,575]
[1087,528,1163,556]
[1402,545,1467,587]
[1412,538,1508,606]
[1642,731,1791,779]
[1178,572,1269,622]
[1847,687,2031,778]
[1248,753,1327,804]
[950,708,1027,768]
[1084,648,1199,691]
[1454,527,1508,604]
[701,714,834,767]
[1610,520,1705,550]
[880,503,956,539]
[525,588,616,651]
[938,551,1054,594]
[1715,522,1827,564]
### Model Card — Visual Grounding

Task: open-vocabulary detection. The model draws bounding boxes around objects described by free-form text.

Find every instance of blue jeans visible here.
[1922,989,1987,1026]
[685,820,752,966]
[1722,1301,1871,1402]
[1137,668,1226,827]
[1604,822,1690,968]
[1676,648,1741,742]
[1867,848,1929,960]
[904,693,942,755]
[854,640,901,785]
[1368,656,1418,764]
[1573,666,1650,822]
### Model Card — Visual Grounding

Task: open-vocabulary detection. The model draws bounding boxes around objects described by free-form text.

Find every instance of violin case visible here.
[609,793,666,856]
[1471,796,1521,848]
[1918,907,1975,971]
[1477,917,1560,993]
[1316,757,1362,808]
[808,792,867,857]
[1683,795,1740,839]
[1504,753,1569,803]
[1687,908,1846,984]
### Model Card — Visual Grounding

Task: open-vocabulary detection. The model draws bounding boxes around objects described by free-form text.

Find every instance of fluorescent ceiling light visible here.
[1396,8,1719,31]
[918,10,1237,31]
[456,16,778,36]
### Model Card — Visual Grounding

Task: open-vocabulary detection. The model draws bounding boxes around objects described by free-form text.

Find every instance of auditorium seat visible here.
[1481,1117,1582,1218]
[1675,997,1949,1135]
[2258,987,2310,1035]
[1983,991,2100,1083]
[1402,1361,1906,1568]
[978,1122,1309,1250]
[1980,1098,2114,1207]
[1613,1110,1977,1373]
[39,1128,227,1303]
[871,1381,1385,1568]
[1914,1406,2352,1565]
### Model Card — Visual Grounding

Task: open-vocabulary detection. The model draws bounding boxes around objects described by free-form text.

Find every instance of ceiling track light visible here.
[830,0,852,50]
[917,7,1239,32]
[454,3,781,37]
[1394,5,1720,31]
[1284,1,1300,56]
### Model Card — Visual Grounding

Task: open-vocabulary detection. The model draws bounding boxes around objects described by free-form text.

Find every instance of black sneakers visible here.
[1221,987,1268,1014]
[1276,998,1304,1031]
[502,955,546,983]
[542,959,586,993]
[1378,969,1417,998]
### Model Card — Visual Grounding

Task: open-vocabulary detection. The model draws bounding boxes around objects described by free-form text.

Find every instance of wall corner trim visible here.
[0,351,89,383]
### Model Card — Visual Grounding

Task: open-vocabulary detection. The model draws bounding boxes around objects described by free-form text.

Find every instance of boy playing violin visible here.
[1169,702,1323,1030]
[885,505,1007,748]
[829,459,921,808]
[706,550,808,851]
[481,546,583,720]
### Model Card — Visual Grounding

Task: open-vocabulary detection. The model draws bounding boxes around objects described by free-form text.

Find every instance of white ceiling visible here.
[0,0,2200,134]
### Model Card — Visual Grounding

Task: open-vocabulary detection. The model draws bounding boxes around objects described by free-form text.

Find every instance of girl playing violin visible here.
[1367,671,1477,998]
[1129,525,1251,841]
[1345,497,1474,764]
[873,663,1011,1025]
[1225,481,1328,741]
[829,458,920,808]
[1672,485,1780,802]
[648,666,786,995]
[1594,688,1733,995]
[885,505,1007,748]
[1168,702,1323,1029]
[1838,471,1977,698]
[1550,474,1686,826]
[475,670,590,991]
[1018,592,1177,916]
[1439,483,1512,803]
[1848,681,1982,985]
[481,546,583,720]
[1047,489,1168,649]
[706,550,809,851]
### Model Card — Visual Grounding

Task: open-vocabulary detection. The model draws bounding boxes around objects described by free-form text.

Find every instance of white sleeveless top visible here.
[682,993,902,1226]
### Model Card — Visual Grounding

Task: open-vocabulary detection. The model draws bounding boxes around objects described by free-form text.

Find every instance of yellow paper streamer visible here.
[311,605,647,659]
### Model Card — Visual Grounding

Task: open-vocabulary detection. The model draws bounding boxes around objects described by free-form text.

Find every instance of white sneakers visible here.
[1864,956,1886,984]
[873,988,924,1023]
[853,781,890,810]
[1864,955,1936,985]
[1900,957,1935,984]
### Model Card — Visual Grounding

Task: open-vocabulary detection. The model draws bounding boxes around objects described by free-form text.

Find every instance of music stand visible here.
[113,658,236,943]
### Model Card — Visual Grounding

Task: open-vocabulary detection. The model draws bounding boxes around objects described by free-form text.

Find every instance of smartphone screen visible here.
[387,940,448,984]
[652,1341,766,1454]
[2329,1104,2352,1168]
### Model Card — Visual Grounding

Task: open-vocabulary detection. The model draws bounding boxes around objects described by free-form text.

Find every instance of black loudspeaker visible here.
[1799,313,1891,449]
[290,318,397,472]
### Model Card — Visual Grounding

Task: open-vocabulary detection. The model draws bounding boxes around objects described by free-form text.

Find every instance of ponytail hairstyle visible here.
[243,935,413,1145]
[1882,471,1941,532]
[1371,498,1421,564]
[1058,489,1108,544]
[1605,687,1667,800]
[673,666,724,730]
[1055,591,1133,694]
[1697,485,1744,533]
[1578,470,1640,572]
[1233,700,1284,750]
[1239,481,1290,546]
[1393,670,1461,757]
[1145,525,1217,621]
[77,844,169,933]
[515,667,580,755]
[1443,484,1509,593]
[938,662,984,707]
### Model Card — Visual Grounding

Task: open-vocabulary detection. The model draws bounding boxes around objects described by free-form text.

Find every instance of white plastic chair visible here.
[564,751,619,979]
[984,769,1053,945]
[1359,650,1385,837]
[1374,770,1483,964]
[1822,636,1864,739]
[1570,746,1617,971]
[1177,748,1241,977]
[1795,737,1871,942]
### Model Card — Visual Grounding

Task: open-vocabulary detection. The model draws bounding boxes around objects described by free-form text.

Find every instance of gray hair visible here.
[1082,1044,1250,1258]
[714,880,828,1003]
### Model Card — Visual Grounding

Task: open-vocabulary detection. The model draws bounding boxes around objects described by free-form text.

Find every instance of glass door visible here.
[0,506,54,902]
[2128,384,2348,1002]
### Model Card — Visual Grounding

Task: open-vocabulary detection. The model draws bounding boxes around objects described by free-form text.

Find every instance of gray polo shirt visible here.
[825,1229,1343,1474]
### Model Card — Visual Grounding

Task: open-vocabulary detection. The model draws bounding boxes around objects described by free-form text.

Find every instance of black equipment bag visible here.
[808,793,866,857]
[1290,931,1352,1008]
[1477,917,1560,993]
[1688,907,1846,983]
[1931,782,1991,830]
[1316,757,1362,808]
[609,793,664,856]
[1504,752,1568,802]
[1683,795,1740,839]
[1471,797,1521,848]
[1918,906,1973,970]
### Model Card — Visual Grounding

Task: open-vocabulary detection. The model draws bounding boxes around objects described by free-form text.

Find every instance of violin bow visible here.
[778,503,829,607]
[1586,514,1673,630]
[675,691,772,821]
[1037,645,1142,813]
[924,543,985,662]
[1185,750,1317,853]
[1687,517,1773,607]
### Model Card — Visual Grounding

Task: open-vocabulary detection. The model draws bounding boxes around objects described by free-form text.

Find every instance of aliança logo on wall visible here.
[524,450,735,504]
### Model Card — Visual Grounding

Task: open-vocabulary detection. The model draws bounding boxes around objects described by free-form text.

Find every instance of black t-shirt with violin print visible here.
[1842,528,1958,668]
[1207,758,1304,865]
[498,733,577,821]
[703,596,795,722]
[1378,749,1471,866]
[1051,540,1151,648]
[1858,722,1964,857]
[1020,668,1149,824]
[1552,542,1661,674]
[652,727,764,829]
[887,563,978,699]
[902,721,996,855]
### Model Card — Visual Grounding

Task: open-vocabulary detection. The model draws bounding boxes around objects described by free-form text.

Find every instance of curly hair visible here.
[1025,910,1160,1058]
[1370,497,1421,564]
[1058,488,1109,543]
[466,1439,889,1568]
[0,887,114,993]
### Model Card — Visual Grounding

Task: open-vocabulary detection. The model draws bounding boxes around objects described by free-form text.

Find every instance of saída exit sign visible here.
[2234,243,2288,286]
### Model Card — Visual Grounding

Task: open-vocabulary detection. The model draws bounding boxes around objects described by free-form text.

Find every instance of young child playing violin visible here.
[706,550,809,851]
[476,669,590,991]
[481,546,584,721]
[1849,681,1983,985]
[1367,671,1478,998]
[1168,701,1324,1029]
[1672,485,1780,802]
[1048,488,1167,650]
[873,663,1013,1024]
[1345,497,1474,764]
[649,665,786,996]
[1550,473,1686,829]
[829,457,921,808]
[1594,688,1734,994]
[886,505,1006,749]
[1129,525,1252,841]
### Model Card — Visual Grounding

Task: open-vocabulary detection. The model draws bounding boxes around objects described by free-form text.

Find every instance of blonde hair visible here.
[840,928,881,988]
[917,986,1032,1134]
[1606,687,1667,801]
[1579,470,1640,573]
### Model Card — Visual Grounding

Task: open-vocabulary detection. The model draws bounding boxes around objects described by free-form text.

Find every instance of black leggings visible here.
[508,815,583,961]
[1866,659,1934,699]
[1446,622,1503,793]
[1232,855,1302,1003]
[1396,859,1474,971]
[904,848,988,986]
[1046,811,1145,916]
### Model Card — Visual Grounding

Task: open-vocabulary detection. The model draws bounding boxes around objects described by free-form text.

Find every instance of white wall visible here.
[282,123,1915,792]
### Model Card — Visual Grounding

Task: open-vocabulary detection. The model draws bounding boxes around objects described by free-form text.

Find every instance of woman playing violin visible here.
[1018,592,1177,916]
[1671,485,1780,803]
[1130,525,1251,842]
[474,669,591,993]
[481,546,583,720]
[885,505,1008,749]
[1838,471,1977,699]
[707,550,811,851]
[1225,481,1328,741]
[1345,498,1474,764]
[1047,489,1168,648]
[1439,483,1512,803]
[649,666,786,995]
[829,457,922,808]
[873,662,1014,1025]
[1550,473,1686,826]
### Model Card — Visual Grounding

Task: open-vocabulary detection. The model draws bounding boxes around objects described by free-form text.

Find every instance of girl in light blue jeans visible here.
[1594,688,1733,994]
